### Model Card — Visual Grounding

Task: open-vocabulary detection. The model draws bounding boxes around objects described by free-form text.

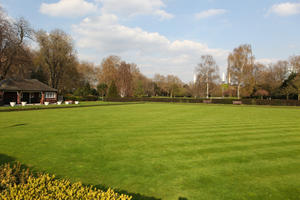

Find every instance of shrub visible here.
[0,162,31,192]
[107,81,120,98]
[84,95,99,101]
[64,94,98,101]
[104,97,300,106]
[0,163,132,200]
[211,99,234,104]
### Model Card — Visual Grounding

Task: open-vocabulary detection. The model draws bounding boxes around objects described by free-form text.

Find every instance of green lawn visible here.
[0,101,127,111]
[0,103,300,200]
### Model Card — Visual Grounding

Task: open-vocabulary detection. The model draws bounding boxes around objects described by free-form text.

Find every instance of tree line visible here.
[196,44,300,100]
[0,8,189,99]
[1,8,300,100]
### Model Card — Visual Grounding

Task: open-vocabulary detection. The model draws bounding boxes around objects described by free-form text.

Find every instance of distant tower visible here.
[193,73,197,84]
[222,72,226,83]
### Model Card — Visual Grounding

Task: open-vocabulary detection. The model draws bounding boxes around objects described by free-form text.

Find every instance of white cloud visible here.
[40,0,98,17]
[268,2,300,16]
[72,14,229,82]
[256,58,279,65]
[97,0,174,20]
[154,9,174,20]
[40,0,173,20]
[195,9,227,20]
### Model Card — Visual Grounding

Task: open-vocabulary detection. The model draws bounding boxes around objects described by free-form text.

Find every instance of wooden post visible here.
[40,92,45,104]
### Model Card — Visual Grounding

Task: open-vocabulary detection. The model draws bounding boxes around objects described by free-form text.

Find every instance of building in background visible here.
[0,79,57,105]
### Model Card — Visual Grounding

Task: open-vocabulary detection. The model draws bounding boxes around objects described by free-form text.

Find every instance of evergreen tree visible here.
[107,81,120,98]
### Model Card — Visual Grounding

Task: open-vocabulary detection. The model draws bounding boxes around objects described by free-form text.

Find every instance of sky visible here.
[1,0,300,82]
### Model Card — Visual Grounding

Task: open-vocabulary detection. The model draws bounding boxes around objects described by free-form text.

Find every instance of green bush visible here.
[0,163,132,200]
[211,99,234,104]
[104,97,300,107]
[64,94,98,101]
[107,81,120,98]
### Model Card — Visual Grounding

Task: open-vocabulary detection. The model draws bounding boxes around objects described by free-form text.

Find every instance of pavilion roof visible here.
[0,79,57,92]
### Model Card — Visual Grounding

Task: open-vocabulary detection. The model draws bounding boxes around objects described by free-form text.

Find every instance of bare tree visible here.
[153,74,168,96]
[99,55,120,85]
[35,29,76,90]
[195,55,219,98]
[253,63,267,86]
[166,75,183,98]
[0,8,33,80]
[268,61,289,93]
[227,44,255,98]
[117,61,133,97]
[77,61,98,87]
[290,55,300,73]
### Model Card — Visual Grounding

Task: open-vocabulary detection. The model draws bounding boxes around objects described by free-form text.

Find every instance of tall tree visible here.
[153,74,168,96]
[166,75,182,98]
[99,55,120,85]
[77,61,98,87]
[253,63,267,87]
[227,44,255,98]
[195,55,219,98]
[131,65,154,97]
[0,8,33,80]
[280,73,297,100]
[35,29,76,90]
[265,61,289,96]
[290,55,300,73]
[292,74,300,100]
[97,83,108,98]
[107,80,120,98]
[117,61,133,97]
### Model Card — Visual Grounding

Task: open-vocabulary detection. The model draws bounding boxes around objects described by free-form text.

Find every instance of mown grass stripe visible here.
[1,103,300,200]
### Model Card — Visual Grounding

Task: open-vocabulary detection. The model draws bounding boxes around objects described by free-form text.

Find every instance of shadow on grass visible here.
[0,154,33,175]
[0,156,187,200]
[94,184,162,200]
[7,123,27,128]
[0,154,15,166]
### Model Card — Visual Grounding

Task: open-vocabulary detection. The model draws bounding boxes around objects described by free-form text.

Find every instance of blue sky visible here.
[1,0,300,82]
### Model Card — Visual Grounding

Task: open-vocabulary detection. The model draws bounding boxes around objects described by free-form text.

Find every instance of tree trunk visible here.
[237,84,241,99]
[206,82,209,99]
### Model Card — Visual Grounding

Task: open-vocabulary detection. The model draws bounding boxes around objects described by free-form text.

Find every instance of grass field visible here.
[0,103,300,200]
[0,101,128,111]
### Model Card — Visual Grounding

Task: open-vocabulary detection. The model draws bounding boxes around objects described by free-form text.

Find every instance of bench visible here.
[233,101,242,105]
